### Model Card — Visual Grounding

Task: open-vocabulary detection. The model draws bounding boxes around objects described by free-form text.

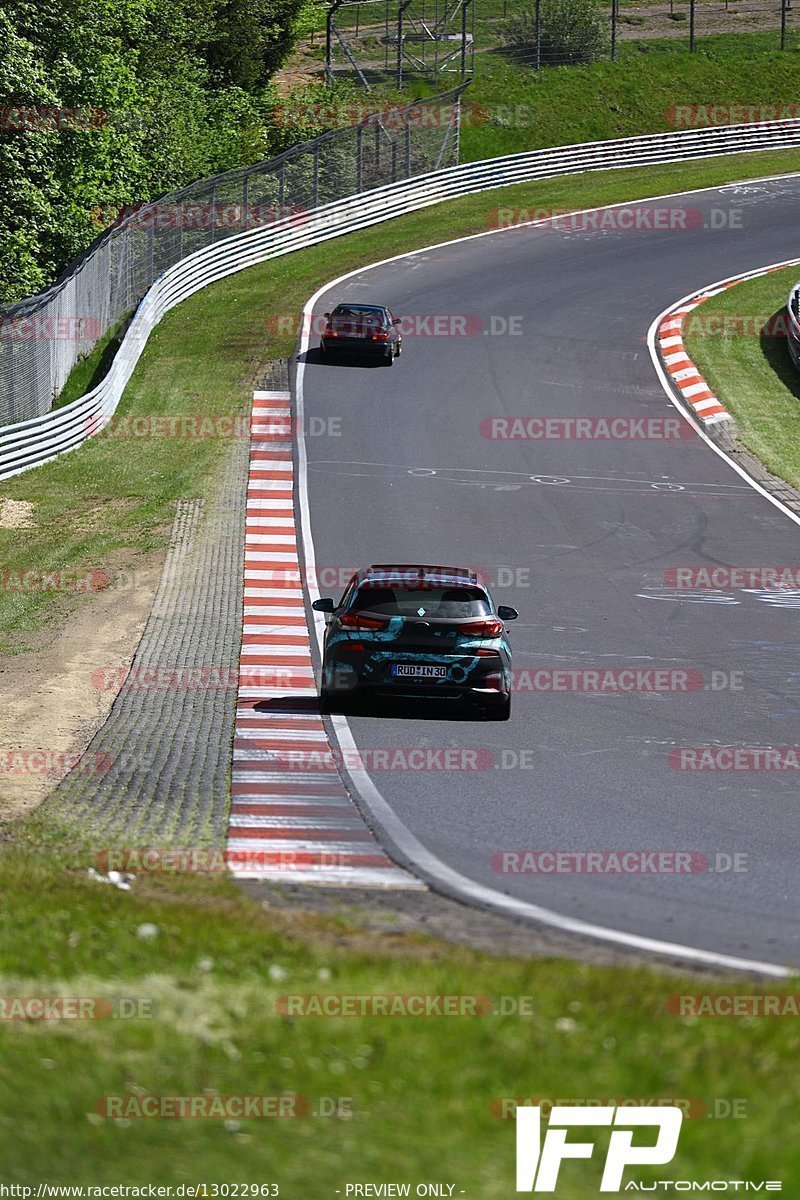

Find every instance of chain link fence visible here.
[489,0,799,67]
[0,87,465,428]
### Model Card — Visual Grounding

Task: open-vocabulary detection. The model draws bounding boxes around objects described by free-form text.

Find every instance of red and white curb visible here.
[656,288,734,427]
[656,262,797,428]
[225,390,421,888]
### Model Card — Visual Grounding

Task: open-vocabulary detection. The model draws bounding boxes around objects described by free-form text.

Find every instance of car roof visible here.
[331,304,386,315]
[360,564,483,587]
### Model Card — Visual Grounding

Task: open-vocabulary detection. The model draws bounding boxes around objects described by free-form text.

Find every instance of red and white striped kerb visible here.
[657,286,733,427]
[225,390,420,888]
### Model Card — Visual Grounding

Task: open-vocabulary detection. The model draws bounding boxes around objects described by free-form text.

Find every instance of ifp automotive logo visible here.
[515,1105,683,1192]
[514,1105,782,1192]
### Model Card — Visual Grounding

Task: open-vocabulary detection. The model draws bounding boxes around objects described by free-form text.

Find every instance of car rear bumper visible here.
[321,337,389,356]
[322,655,509,704]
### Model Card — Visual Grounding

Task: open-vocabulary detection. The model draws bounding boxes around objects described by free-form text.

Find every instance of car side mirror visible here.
[497,605,518,621]
[392,318,401,325]
[323,312,330,319]
[312,597,335,613]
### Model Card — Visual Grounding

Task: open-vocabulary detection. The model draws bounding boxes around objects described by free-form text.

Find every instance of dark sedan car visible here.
[313,564,517,719]
[319,303,402,365]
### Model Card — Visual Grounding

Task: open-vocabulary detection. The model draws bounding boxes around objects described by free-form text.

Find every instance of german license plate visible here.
[392,663,447,679]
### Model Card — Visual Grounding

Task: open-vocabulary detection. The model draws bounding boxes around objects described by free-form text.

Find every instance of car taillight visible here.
[371,331,389,341]
[458,619,504,637]
[339,612,388,631]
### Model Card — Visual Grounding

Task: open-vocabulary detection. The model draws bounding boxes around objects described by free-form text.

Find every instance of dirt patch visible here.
[0,550,165,820]
[0,499,35,529]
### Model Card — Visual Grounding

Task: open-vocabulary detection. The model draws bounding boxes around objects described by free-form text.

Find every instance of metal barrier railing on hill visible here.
[2,117,800,480]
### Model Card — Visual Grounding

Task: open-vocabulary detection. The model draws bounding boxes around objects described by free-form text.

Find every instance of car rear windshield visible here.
[330,307,384,332]
[351,586,491,619]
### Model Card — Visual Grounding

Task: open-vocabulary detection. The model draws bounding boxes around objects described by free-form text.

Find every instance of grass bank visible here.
[683,263,800,488]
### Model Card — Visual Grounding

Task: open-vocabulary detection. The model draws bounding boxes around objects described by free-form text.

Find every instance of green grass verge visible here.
[683,263,800,488]
[53,316,133,411]
[1,840,800,1188]
[460,35,800,161]
[2,147,799,651]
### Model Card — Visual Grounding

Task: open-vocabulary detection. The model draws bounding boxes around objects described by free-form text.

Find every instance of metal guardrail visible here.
[2,117,800,481]
[787,281,800,368]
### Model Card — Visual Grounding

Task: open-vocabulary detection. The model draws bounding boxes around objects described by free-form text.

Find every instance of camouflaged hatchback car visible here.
[313,564,517,719]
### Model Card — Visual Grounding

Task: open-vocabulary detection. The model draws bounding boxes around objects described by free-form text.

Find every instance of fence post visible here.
[356,124,363,191]
[461,0,470,79]
[611,0,616,61]
[781,0,788,49]
[689,0,696,50]
[313,140,320,208]
[535,0,542,68]
[398,0,413,89]
[208,184,217,245]
[326,1,344,84]
[405,111,412,176]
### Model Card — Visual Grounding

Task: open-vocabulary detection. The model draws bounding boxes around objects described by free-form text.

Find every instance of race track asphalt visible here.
[299,174,800,966]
